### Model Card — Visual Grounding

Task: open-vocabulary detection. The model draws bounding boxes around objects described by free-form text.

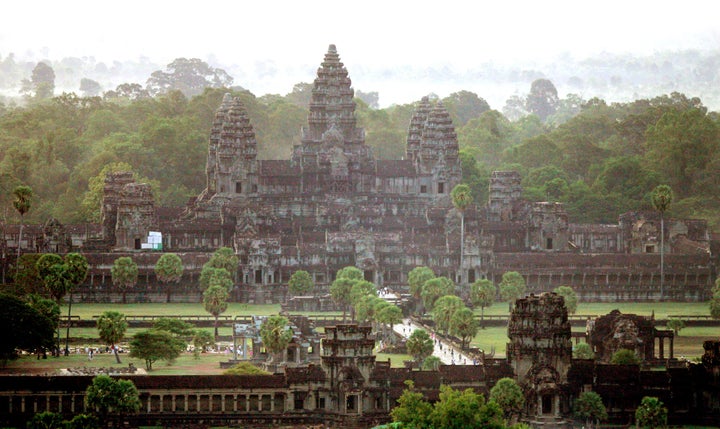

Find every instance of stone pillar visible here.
[233,394,237,412]
[659,337,664,359]
[669,336,674,359]
[270,394,275,412]
[159,395,163,412]
[172,395,176,412]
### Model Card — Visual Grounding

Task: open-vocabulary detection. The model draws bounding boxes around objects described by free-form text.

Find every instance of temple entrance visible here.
[364,270,373,282]
[542,394,553,414]
[134,238,141,250]
[346,395,357,413]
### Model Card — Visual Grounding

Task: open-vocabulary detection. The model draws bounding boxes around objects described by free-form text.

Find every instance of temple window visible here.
[438,182,445,194]
[420,185,427,193]
[235,182,242,193]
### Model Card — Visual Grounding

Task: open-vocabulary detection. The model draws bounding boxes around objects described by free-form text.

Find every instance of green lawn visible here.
[376,352,412,368]
[4,351,231,375]
[476,301,711,318]
[472,325,717,359]
[63,302,283,319]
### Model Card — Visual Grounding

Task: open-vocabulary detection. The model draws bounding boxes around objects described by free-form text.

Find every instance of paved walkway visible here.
[393,318,476,365]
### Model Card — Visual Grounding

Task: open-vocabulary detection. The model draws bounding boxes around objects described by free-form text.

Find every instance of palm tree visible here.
[12,185,32,261]
[651,185,672,301]
[451,184,473,285]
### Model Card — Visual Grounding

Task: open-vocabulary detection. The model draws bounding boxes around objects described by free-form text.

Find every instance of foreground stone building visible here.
[1,304,719,428]
[0,44,716,302]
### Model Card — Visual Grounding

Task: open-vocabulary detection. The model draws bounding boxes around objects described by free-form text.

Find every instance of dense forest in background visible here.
[0,55,719,232]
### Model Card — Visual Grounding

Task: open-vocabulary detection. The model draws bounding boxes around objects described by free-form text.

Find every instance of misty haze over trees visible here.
[0,49,719,234]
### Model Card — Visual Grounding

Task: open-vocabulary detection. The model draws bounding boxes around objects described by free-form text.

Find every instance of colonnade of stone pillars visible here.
[656,335,674,359]
[1,393,84,415]
[143,391,285,413]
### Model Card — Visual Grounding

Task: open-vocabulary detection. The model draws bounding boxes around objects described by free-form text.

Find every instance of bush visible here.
[223,361,270,375]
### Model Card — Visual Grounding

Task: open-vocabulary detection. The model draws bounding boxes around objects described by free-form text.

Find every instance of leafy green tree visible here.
[349,280,377,307]
[192,330,215,358]
[203,283,229,338]
[499,271,527,310]
[421,276,455,312]
[288,270,314,296]
[12,185,32,261]
[450,307,478,349]
[0,293,55,365]
[61,252,88,355]
[635,396,668,429]
[610,348,641,365]
[20,62,55,100]
[711,294,720,319]
[471,279,496,328]
[10,254,44,296]
[205,247,239,277]
[442,90,491,127]
[199,266,231,291]
[452,184,473,284]
[330,266,364,321]
[553,285,578,314]
[421,355,442,371]
[65,413,99,429]
[96,311,127,364]
[154,253,184,303]
[646,108,717,194]
[153,318,194,337]
[573,391,607,429]
[27,411,64,429]
[651,184,673,301]
[354,295,384,325]
[666,318,685,336]
[110,256,138,304]
[26,294,60,358]
[432,295,464,335]
[85,374,140,420]
[224,361,271,375]
[79,78,102,97]
[573,342,595,359]
[406,329,434,367]
[376,304,403,344]
[129,329,185,370]
[260,315,293,361]
[489,377,525,423]
[431,385,505,429]
[391,380,433,429]
[408,266,435,315]
[146,58,233,97]
[526,78,559,122]
[36,253,67,352]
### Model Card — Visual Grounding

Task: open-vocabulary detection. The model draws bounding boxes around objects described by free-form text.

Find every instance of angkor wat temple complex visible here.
[1,44,717,302]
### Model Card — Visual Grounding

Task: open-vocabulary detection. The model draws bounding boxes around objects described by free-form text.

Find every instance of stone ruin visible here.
[0,43,716,304]
[507,292,573,425]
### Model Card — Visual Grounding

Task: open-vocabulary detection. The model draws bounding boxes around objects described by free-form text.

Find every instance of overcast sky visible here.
[2,0,719,106]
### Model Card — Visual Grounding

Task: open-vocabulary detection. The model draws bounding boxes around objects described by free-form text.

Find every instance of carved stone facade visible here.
[507,293,573,425]
[0,44,716,301]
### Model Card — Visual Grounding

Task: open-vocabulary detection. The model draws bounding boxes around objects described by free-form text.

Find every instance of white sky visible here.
[2,0,719,105]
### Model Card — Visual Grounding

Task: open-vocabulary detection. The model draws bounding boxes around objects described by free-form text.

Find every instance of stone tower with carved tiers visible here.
[292,44,374,194]
[321,324,377,415]
[507,292,572,426]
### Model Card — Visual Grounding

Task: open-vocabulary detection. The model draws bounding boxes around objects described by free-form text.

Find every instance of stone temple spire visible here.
[417,101,459,172]
[406,96,432,162]
[206,94,257,196]
[301,44,363,147]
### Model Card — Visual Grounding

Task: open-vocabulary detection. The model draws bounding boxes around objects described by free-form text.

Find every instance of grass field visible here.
[65,301,713,320]
[8,300,716,375]
[476,301,712,318]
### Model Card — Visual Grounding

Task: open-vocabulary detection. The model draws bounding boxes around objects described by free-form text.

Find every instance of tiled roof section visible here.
[286,364,326,384]
[132,375,288,389]
[439,364,485,382]
[260,160,299,176]
[375,160,416,177]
